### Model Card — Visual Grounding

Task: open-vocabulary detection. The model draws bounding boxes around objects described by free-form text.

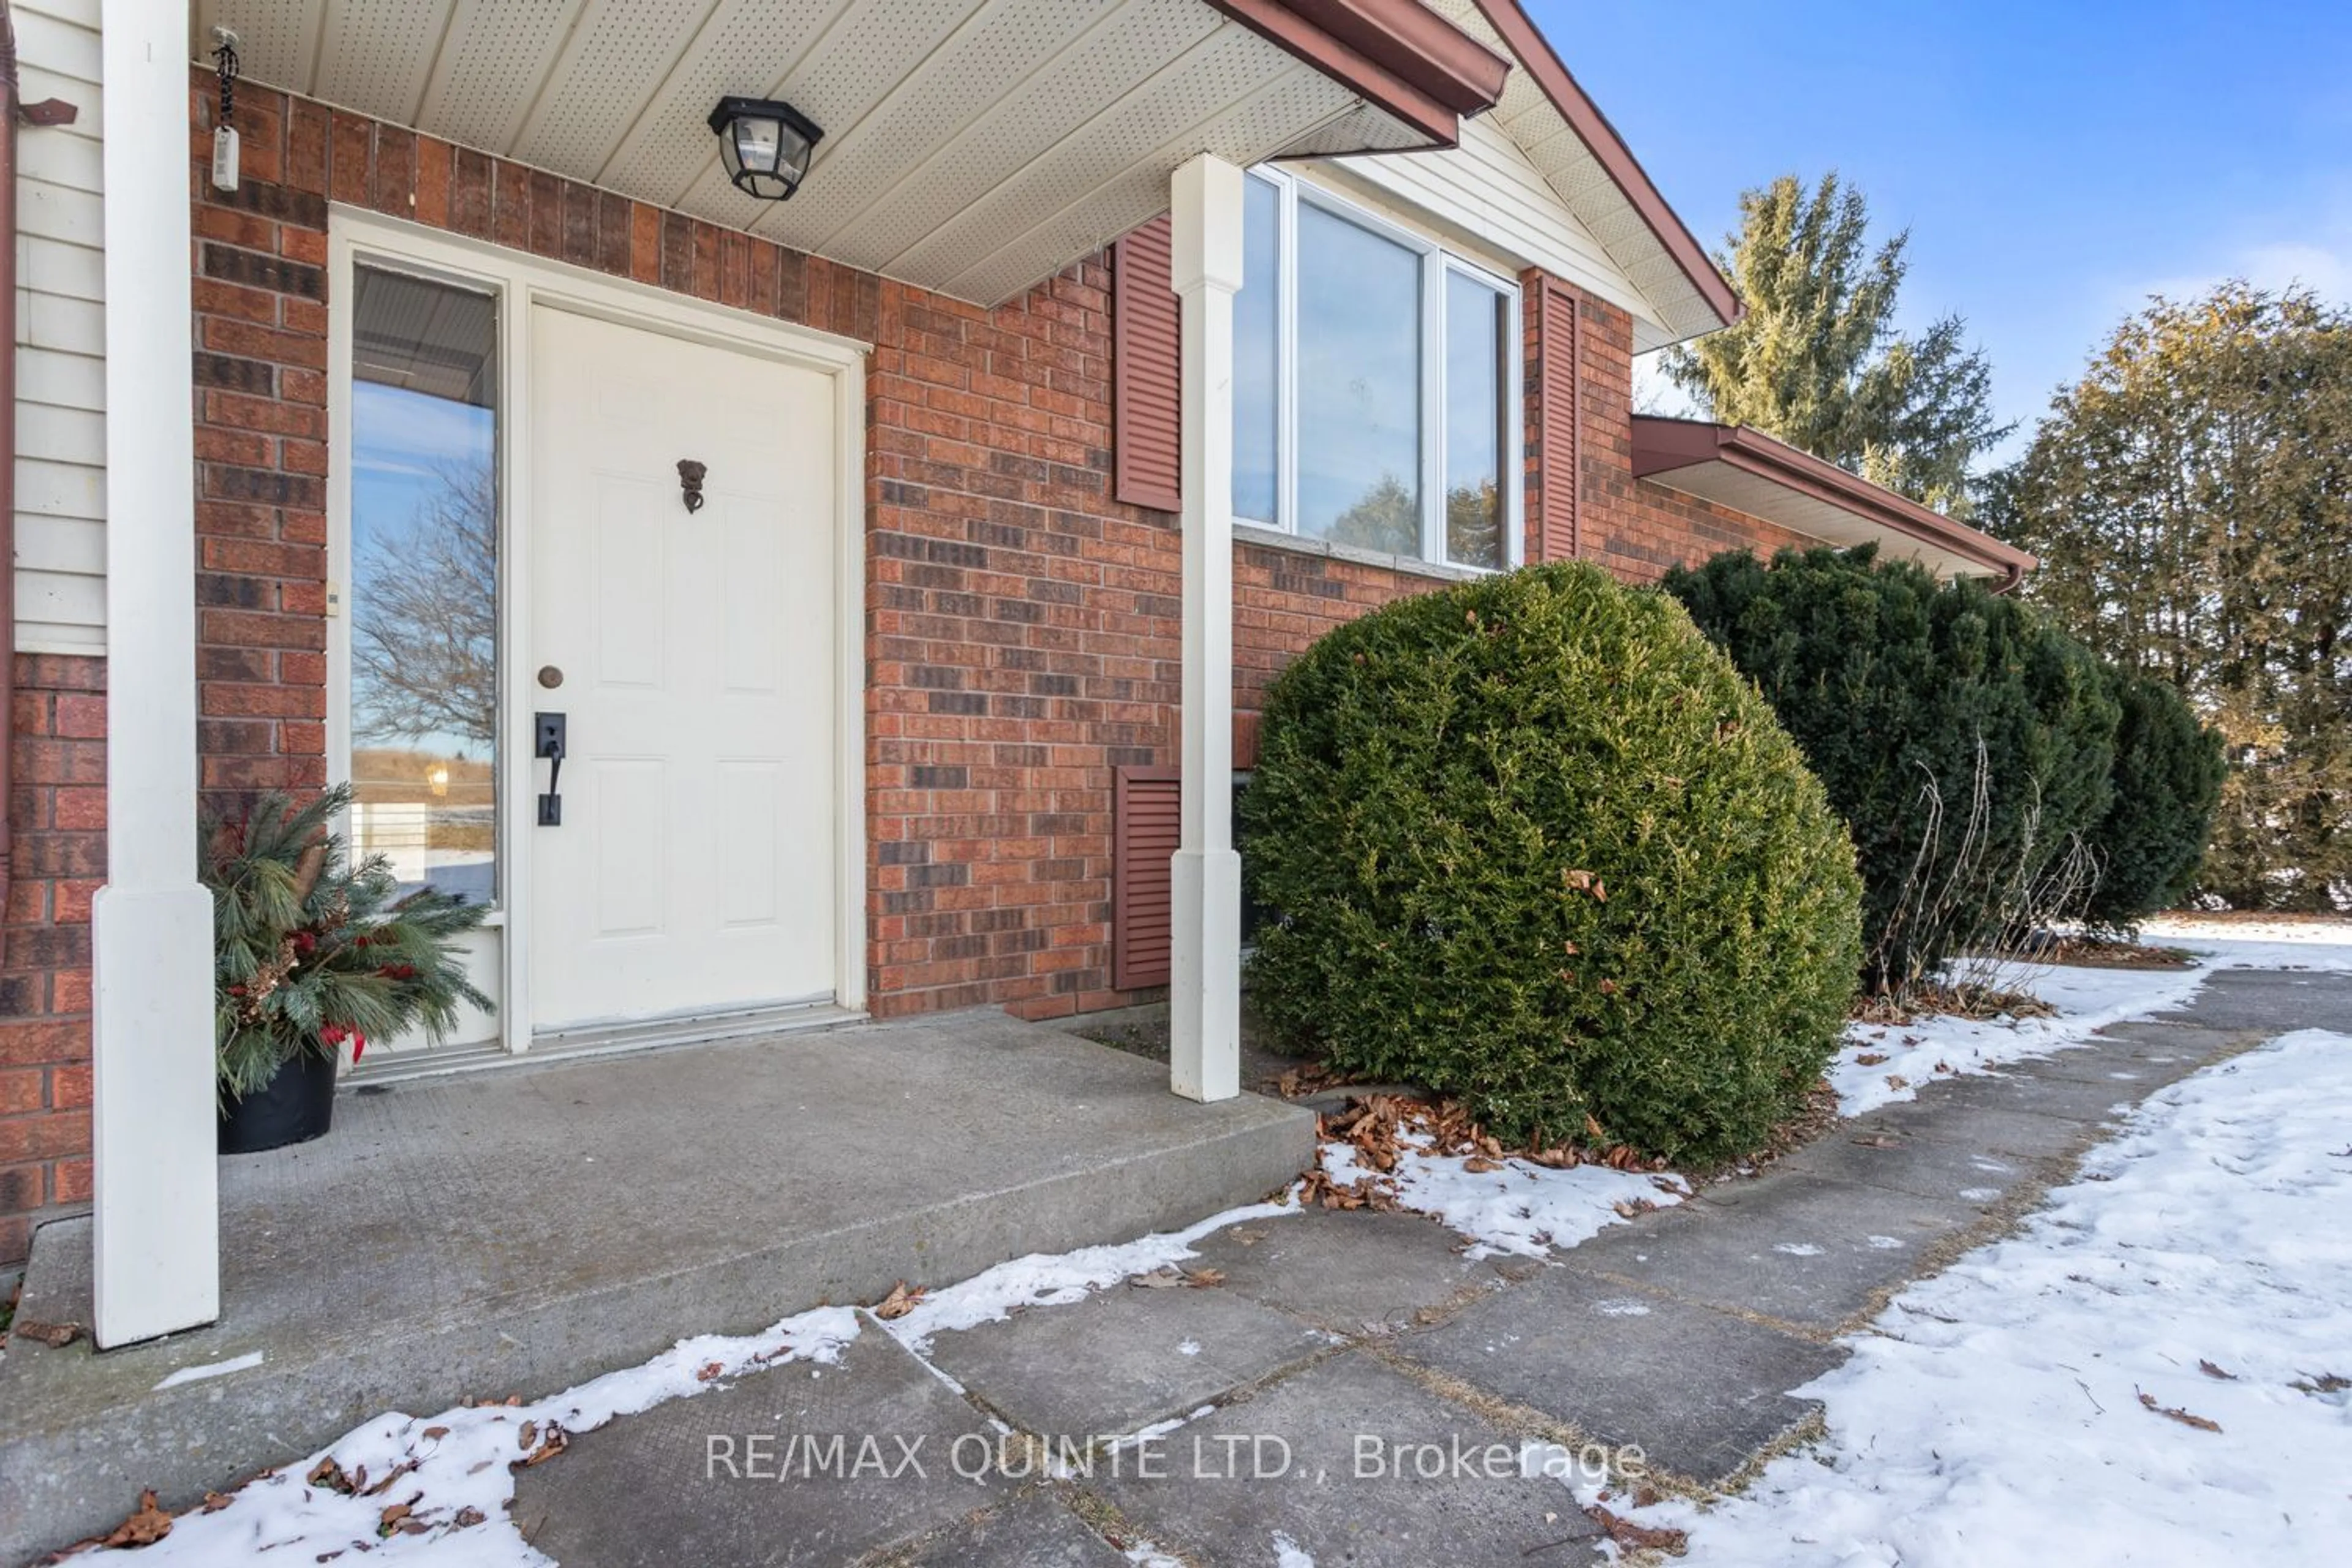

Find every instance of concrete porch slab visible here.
[0,1010,1314,1564]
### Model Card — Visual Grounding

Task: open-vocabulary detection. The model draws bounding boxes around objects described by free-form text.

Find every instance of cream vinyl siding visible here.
[1301,114,1671,346]
[13,0,107,655]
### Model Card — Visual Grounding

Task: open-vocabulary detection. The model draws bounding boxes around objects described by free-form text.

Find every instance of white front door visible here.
[528,306,840,1031]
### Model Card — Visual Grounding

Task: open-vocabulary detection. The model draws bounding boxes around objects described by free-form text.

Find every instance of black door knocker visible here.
[677,459,707,513]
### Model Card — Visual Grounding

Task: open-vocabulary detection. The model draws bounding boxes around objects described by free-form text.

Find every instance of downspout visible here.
[0,1,79,918]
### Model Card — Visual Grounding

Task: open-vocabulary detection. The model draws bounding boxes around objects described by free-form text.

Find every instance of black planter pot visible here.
[219,1049,339,1155]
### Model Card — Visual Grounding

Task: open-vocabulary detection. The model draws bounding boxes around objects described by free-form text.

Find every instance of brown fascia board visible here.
[1631,417,2039,590]
[1468,0,1744,331]
[1205,0,1509,149]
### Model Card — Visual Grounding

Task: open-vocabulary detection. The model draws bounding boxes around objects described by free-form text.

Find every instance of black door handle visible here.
[535,712,566,826]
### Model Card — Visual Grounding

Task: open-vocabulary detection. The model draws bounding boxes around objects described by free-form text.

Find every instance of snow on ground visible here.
[83,1204,1291,1567]
[1831,927,2352,1117]
[1599,1028,2352,1567]
[1319,1131,1689,1260]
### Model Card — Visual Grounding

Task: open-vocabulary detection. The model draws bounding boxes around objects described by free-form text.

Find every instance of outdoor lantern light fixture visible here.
[707,96,823,201]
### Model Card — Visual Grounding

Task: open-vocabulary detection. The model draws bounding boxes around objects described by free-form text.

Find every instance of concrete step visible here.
[0,1010,1314,1564]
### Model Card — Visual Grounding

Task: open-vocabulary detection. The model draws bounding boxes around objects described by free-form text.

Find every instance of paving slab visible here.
[2144,968,2352,1033]
[1398,1268,1843,1485]
[511,1327,1008,1567]
[1896,1065,2144,1126]
[924,1284,1333,1441]
[1775,1123,2052,1207]
[894,1488,1128,1566]
[1088,1351,1602,1566]
[1185,1207,1504,1333]
[1857,1093,2105,1158]
[1559,1173,1977,1332]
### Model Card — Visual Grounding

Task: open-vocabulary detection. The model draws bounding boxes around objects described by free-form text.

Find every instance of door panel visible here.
[529,306,838,1030]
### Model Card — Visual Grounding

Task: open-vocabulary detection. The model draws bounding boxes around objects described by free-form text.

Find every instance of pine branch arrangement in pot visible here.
[205,785,493,1153]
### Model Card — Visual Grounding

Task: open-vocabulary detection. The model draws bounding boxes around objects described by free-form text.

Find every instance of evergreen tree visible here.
[1991,284,2351,910]
[1664,173,2010,516]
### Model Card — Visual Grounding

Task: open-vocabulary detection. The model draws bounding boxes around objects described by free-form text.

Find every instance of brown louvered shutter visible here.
[1113,217,1182,511]
[1112,766,1181,990]
[1531,277,1580,561]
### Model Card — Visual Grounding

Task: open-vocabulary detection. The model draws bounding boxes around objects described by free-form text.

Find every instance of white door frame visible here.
[326,209,869,1054]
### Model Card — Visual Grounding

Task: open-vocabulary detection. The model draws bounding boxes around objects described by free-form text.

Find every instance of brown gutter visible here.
[1207,0,1509,148]
[1,1,79,916]
[1468,0,1744,331]
[1631,416,2037,591]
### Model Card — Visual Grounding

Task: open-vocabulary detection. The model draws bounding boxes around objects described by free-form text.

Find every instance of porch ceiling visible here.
[194,0,1456,306]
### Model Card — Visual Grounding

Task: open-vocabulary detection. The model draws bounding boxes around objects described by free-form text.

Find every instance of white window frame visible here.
[1242,167,1525,571]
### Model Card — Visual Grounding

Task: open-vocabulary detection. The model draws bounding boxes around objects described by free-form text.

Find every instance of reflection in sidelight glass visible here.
[349,266,499,902]
[1295,203,1421,555]
[1445,273,1508,569]
[1233,174,1281,525]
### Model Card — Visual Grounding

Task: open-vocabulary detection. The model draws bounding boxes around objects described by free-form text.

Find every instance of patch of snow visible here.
[1599,1028,2352,1565]
[1864,1236,1904,1250]
[1957,1187,2002,1202]
[1177,1338,1202,1357]
[1771,1242,1825,1257]
[878,1199,1294,1353]
[1319,1137,1687,1260]
[152,1351,265,1390]
[1831,928,2352,1117]
[1121,1537,1185,1568]
[1593,1299,1653,1317]
[1272,1530,1316,1568]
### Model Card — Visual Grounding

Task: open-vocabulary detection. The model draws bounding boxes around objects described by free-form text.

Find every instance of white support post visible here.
[90,0,219,1346]
[1168,155,1244,1104]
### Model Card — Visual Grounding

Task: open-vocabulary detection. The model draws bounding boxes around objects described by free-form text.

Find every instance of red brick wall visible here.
[1,654,103,1264]
[1566,284,1811,581]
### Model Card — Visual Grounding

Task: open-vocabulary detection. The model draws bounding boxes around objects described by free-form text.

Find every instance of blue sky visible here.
[1531,0,2352,458]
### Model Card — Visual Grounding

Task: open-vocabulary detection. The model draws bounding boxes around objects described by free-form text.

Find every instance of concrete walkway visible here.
[0,1011,1312,1563]
[501,967,2349,1567]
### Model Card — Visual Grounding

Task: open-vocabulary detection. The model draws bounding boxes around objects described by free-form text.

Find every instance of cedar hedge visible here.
[1242,561,1863,1164]
[1665,545,2119,993]
[2083,668,2226,930]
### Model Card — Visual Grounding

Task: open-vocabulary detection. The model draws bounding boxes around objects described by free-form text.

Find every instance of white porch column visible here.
[1167,155,1244,1104]
[89,0,219,1345]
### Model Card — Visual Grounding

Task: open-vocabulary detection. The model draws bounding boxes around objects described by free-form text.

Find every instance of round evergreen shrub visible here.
[1242,561,1863,1165]
[1665,545,2119,994]
[2081,668,2225,929]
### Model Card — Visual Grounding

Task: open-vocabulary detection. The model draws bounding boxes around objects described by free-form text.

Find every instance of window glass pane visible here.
[1445,272,1507,569]
[1233,175,1280,525]
[349,266,499,903]
[1295,203,1421,554]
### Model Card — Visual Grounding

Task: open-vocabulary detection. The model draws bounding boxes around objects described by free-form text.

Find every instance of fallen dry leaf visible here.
[1885,1074,1910,1090]
[2138,1389,2222,1432]
[2198,1360,2236,1381]
[1611,1197,1658,1219]
[1852,1134,1901,1148]
[306,1457,353,1494]
[10,1318,81,1349]
[378,1502,413,1536]
[200,1491,233,1514]
[99,1490,174,1548]
[1184,1267,1226,1288]
[1129,1267,1186,1289]
[422,1425,450,1441]
[454,1506,487,1528]
[1462,1155,1502,1174]
[695,1361,725,1382]
[870,1281,927,1320]
[1584,1503,1686,1554]
[517,1420,539,1452]
[1853,1052,1888,1067]
[514,1423,571,1469]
